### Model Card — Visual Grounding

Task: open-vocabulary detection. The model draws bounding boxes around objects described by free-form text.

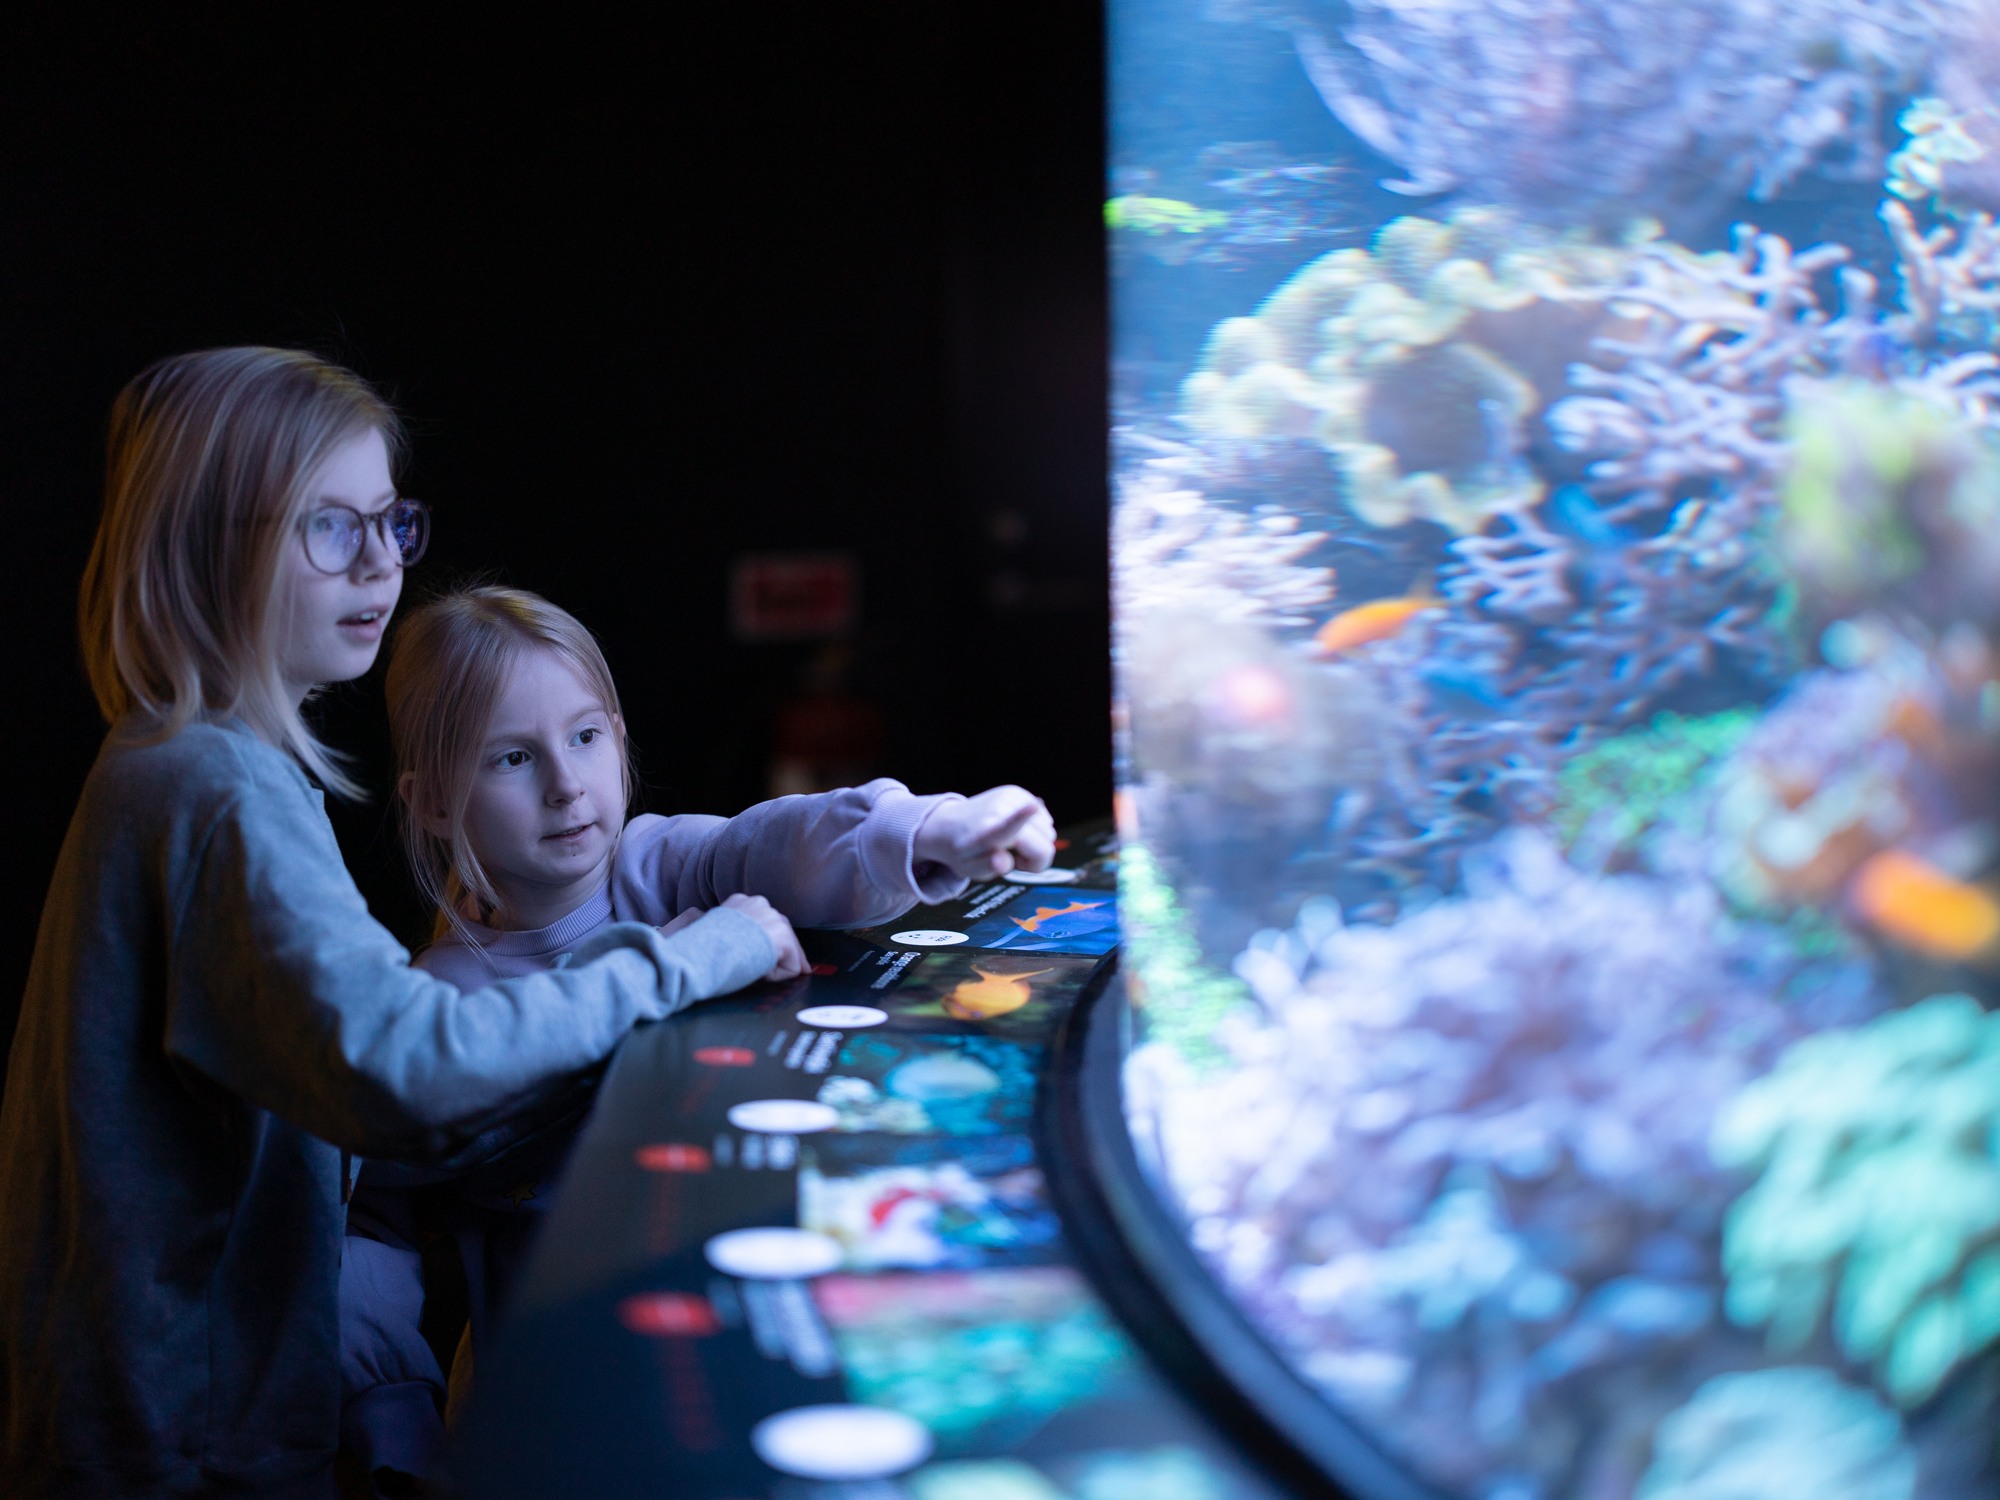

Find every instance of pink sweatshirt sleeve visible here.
[610,779,966,929]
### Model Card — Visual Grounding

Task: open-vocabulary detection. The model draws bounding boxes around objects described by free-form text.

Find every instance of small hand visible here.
[915,785,1057,880]
[721,892,807,981]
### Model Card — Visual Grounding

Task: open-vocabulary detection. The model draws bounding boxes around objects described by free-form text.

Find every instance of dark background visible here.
[0,6,1109,1061]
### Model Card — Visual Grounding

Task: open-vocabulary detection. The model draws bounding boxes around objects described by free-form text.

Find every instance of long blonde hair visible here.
[77,346,404,800]
[386,586,634,940]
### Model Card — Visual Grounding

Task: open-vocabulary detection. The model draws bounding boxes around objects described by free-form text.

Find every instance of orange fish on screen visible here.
[1314,593,1440,655]
[1850,849,2000,960]
[943,965,1054,1021]
[1012,900,1107,935]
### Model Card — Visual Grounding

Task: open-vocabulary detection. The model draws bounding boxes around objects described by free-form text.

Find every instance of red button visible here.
[635,1143,713,1173]
[617,1292,720,1337]
[693,1045,756,1067]
[809,962,837,977]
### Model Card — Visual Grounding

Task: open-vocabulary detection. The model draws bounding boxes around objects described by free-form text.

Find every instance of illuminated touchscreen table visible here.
[450,824,1299,1500]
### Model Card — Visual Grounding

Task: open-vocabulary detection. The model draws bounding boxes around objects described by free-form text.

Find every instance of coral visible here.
[1636,1367,1916,1500]
[1779,377,2000,638]
[1196,142,1354,261]
[1713,992,2000,1408]
[1879,198,2000,355]
[1115,842,1255,1074]
[1547,226,1849,523]
[1535,491,1789,728]
[1108,148,1357,270]
[1118,603,1385,948]
[1181,210,1641,533]
[1552,708,1758,863]
[1215,0,1973,223]
[1886,98,1994,214]
[1104,195,1228,237]
[1126,831,1808,1492]
[1112,447,1335,631]
[1923,16,2000,217]
[1706,667,1921,908]
[1703,655,2000,940]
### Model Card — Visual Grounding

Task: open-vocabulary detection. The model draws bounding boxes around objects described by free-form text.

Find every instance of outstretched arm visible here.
[615,779,957,930]
[165,771,778,1164]
[615,780,1058,930]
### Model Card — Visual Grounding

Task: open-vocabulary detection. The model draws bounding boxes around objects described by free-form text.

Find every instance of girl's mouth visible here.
[545,823,594,843]
[337,609,387,637]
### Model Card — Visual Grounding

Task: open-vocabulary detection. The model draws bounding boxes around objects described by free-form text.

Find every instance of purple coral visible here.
[1547,227,1849,522]
[1129,831,1814,1495]
[1215,0,1974,224]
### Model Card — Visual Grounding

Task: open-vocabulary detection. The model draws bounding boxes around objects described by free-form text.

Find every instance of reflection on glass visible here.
[1110,3,2000,1496]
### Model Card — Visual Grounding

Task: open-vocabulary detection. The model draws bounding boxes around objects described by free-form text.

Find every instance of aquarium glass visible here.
[1110,3,2000,1496]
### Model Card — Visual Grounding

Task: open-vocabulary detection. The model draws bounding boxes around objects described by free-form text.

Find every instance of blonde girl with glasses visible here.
[336,584,1055,1487]
[0,348,803,1500]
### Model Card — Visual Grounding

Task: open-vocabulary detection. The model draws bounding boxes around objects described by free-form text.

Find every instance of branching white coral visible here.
[1113,447,1335,630]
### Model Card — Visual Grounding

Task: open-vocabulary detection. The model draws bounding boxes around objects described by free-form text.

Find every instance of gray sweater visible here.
[0,718,776,1498]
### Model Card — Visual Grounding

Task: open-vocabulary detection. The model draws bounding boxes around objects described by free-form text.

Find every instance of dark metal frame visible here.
[1036,958,1446,1500]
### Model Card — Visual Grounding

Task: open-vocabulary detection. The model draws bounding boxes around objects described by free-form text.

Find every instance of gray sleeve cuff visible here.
[861,785,968,906]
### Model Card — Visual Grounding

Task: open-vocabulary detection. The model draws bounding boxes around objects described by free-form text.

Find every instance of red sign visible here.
[729,553,858,641]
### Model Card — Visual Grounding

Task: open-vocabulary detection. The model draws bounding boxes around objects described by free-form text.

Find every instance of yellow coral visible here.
[1179,210,1638,533]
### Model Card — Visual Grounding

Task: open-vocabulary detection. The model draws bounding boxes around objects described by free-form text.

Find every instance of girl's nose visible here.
[545,759,585,804]
[351,516,398,581]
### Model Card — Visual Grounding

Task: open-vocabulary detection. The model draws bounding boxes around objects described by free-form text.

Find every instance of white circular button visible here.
[727,1099,841,1134]
[889,929,969,946]
[1004,866,1080,884]
[797,1004,888,1029]
[752,1404,933,1479]
[703,1227,844,1280]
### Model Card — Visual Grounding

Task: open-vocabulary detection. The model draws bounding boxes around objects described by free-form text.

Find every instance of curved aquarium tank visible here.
[1108,2,2000,1497]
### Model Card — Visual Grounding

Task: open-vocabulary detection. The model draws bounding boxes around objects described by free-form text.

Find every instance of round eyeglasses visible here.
[301,498,431,575]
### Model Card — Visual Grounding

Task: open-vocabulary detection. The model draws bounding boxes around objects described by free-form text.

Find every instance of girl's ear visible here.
[612,712,626,744]
[399,770,452,839]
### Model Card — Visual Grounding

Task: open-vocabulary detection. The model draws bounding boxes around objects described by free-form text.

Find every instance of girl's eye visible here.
[497,749,531,769]
[577,727,599,745]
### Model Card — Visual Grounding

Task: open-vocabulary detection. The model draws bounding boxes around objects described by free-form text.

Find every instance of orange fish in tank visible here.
[1850,848,2000,961]
[943,965,1054,1021]
[1314,592,1440,655]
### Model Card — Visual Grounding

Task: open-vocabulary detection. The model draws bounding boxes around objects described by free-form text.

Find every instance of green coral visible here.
[1712,994,2000,1407]
[1780,384,1935,606]
[1637,1367,1915,1500]
[1117,842,1255,1073]
[1105,195,1227,236]
[1553,708,1758,856]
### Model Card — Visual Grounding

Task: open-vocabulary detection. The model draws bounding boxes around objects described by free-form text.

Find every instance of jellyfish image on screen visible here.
[877,952,1102,1039]
[1109,0,2000,1494]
